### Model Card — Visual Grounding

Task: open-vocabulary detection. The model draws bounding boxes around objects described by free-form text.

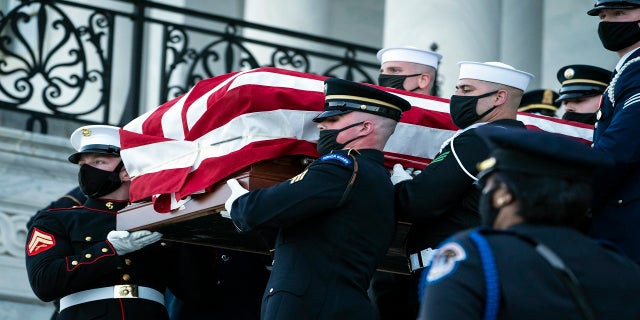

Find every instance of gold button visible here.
[594,122,598,129]
[269,288,274,293]
[85,236,92,241]
[160,242,167,246]
[102,248,108,253]
[71,260,78,266]
[618,199,623,204]
[125,259,132,266]
[85,254,92,259]
[122,274,131,281]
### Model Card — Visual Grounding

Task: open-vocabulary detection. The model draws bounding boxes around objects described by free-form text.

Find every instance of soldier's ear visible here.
[418,73,432,89]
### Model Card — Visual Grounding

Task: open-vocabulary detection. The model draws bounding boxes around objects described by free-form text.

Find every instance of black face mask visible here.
[598,20,640,51]
[449,90,499,129]
[78,162,124,198]
[478,185,501,227]
[378,73,421,91]
[562,111,597,125]
[316,121,364,155]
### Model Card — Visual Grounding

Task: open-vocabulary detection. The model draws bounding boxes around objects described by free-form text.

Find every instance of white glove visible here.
[223,178,249,216]
[390,163,413,185]
[107,230,163,255]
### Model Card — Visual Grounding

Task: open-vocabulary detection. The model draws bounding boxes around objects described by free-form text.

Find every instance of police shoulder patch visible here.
[426,241,467,283]
[319,153,352,165]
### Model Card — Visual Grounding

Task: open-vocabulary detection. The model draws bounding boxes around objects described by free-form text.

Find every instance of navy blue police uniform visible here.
[418,225,640,320]
[590,48,640,264]
[229,77,410,320]
[26,198,177,320]
[418,126,640,319]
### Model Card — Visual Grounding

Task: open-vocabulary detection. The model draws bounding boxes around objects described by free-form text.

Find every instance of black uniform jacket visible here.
[25,198,197,320]
[231,149,395,320]
[395,119,526,253]
[419,224,640,320]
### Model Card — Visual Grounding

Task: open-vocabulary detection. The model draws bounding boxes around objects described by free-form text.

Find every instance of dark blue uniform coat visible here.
[231,149,395,320]
[591,47,640,263]
[419,224,640,320]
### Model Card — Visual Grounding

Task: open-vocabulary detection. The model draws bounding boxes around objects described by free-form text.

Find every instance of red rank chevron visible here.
[27,227,56,256]
[120,67,593,212]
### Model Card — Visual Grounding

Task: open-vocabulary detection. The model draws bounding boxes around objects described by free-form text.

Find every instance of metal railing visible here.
[0,0,385,135]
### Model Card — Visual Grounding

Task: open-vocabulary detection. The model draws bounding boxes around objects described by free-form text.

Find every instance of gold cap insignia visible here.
[564,68,575,80]
[81,128,91,137]
[542,90,554,105]
[477,157,497,172]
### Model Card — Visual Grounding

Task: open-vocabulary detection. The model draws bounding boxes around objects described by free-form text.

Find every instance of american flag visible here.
[120,67,594,212]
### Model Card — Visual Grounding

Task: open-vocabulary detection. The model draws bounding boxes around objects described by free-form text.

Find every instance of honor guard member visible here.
[25,125,176,320]
[517,89,561,117]
[377,46,442,96]
[587,0,640,264]
[372,45,442,320]
[556,64,611,125]
[418,127,640,320]
[28,186,88,320]
[223,78,411,320]
[391,61,532,317]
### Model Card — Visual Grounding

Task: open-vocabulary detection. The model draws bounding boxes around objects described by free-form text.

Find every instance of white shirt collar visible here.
[616,47,640,72]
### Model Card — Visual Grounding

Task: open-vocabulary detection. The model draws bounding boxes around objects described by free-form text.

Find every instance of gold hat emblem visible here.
[542,90,554,105]
[564,68,575,80]
[81,128,92,137]
[477,157,497,172]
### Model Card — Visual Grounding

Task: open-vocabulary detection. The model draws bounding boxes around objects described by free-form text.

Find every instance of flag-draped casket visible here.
[117,67,594,273]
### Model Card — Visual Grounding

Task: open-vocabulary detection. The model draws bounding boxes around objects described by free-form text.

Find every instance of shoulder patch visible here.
[27,227,56,256]
[319,153,352,165]
[427,242,467,283]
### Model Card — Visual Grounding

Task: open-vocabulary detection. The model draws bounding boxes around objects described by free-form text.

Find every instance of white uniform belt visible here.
[408,248,438,272]
[59,285,164,312]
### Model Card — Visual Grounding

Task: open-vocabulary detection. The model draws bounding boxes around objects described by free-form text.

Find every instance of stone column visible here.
[500,0,543,89]
[382,0,502,97]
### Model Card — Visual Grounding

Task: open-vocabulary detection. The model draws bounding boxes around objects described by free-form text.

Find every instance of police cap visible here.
[556,65,611,102]
[313,78,411,122]
[587,0,640,16]
[475,126,613,181]
[518,89,560,116]
[68,125,121,164]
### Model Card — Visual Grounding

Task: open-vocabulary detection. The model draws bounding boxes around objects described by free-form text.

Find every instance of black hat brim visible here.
[588,4,639,15]
[68,145,121,164]
[312,109,353,123]
[556,92,600,102]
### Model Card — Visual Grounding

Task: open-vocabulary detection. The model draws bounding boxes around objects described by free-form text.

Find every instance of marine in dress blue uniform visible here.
[387,61,532,317]
[587,0,640,264]
[225,78,411,320]
[25,125,202,320]
[418,127,640,320]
